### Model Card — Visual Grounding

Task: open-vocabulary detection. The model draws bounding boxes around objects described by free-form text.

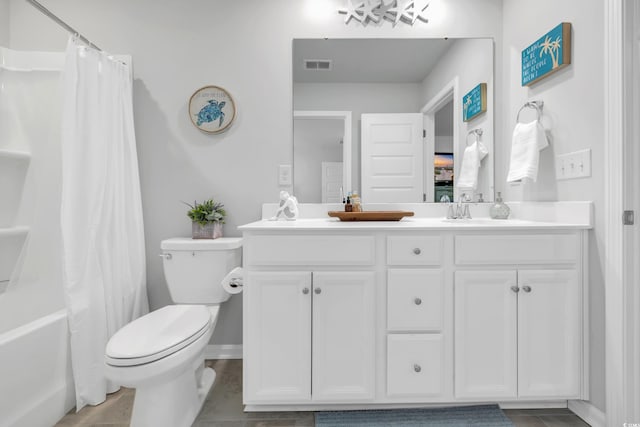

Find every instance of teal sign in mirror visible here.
[462,83,487,122]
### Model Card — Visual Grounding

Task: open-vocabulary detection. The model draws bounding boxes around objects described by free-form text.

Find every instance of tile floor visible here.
[55,359,590,427]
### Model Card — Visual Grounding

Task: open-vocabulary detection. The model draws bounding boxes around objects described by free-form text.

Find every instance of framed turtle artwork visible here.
[188,85,236,133]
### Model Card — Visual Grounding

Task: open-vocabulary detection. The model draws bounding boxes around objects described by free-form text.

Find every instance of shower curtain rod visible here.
[25,0,102,51]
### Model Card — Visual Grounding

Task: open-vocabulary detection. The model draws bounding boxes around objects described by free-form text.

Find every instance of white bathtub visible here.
[0,309,75,427]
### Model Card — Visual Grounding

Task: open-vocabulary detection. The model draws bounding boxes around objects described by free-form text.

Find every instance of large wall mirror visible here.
[292,38,494,203]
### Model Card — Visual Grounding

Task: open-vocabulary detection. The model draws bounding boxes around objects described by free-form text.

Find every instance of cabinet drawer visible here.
[455,234,579,265]
[387,334,444,397]
[387,235,443,265]
[387,269,443,331]
[247,235,375,266]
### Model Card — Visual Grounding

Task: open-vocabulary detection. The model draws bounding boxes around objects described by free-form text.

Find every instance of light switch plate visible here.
[278,164,292,186]
[556,149,591,180]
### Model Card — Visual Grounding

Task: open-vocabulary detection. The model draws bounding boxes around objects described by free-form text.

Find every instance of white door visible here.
[311,271,376,401]
[244,271,311,403]
[454,270,518,399]
[361,113,424,203]
[321,161,343,203]
[518,270,581,398]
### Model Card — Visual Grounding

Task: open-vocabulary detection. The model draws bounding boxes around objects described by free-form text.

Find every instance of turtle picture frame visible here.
[188,85,237,133]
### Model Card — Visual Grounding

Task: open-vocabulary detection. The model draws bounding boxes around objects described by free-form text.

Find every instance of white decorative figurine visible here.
[270,191,299,221]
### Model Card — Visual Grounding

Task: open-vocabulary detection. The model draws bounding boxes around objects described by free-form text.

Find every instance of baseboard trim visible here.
[568,400,606,427]
[205,344,243,359]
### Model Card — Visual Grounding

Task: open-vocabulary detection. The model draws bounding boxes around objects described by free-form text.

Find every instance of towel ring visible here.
[516,100,544,123]
[466,128,483,146]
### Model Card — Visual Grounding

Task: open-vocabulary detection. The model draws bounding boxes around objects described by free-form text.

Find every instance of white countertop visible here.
[238,217,592,231]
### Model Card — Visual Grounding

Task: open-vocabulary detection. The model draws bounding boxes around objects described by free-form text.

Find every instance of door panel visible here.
[312,271,376,401]
[454,270,518,399]
[518,270,581,398]
[361,113,424,203]
[244,271,312,403]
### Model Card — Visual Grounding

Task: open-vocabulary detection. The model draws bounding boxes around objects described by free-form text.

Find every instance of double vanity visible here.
[239,203,592,411]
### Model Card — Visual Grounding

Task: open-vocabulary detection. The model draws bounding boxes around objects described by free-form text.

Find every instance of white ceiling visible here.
[292,38,456,83]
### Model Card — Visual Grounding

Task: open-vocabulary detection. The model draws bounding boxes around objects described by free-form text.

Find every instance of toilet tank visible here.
[160,237,242,304]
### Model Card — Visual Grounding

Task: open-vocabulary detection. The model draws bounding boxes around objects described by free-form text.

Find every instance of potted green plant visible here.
[184,199,226,239]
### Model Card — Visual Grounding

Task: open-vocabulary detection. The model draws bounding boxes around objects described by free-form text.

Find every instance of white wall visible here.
[420,38,495,200]
[7,0,504,346]
[293,118,343,203]
[294,82,422,194]
[502,0,605,412]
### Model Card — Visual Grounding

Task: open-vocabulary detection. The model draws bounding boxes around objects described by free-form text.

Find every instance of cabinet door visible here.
[454,271,518,399]
[518,270,580,398]
[312,271,376,401]
[244,271,311,403]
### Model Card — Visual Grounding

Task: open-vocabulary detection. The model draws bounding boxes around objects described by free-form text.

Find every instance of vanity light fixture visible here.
[338,0,430,26]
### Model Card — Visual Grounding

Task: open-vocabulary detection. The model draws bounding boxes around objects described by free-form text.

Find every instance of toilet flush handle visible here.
[158,253,172,260]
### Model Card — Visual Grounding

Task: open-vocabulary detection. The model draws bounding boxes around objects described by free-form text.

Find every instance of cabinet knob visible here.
[522,285,532,293]
[510,285,520,293]
[314,287,322,295]
[413,248,422,255]
[413,364,422,373]
[414,297,422,305]
[302,287,310,295]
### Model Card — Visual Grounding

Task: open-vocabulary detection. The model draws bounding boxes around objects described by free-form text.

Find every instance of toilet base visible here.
[130,364,216,427]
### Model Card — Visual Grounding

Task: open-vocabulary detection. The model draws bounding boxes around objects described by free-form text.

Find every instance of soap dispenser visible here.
[490,192,511,219]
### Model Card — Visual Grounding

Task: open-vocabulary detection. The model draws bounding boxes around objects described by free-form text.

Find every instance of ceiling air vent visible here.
[304,59,332,70]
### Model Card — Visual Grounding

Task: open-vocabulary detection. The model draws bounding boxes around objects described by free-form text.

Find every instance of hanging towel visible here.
[457,141,489,190]
[506,120,549,182]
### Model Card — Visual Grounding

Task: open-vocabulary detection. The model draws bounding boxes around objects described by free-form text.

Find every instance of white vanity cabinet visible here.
[454,234,582,401]
[240,220,589,411]
[243,236,376,405]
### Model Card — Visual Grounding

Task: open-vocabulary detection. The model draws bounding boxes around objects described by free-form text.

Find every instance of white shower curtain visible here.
[60,37,148,410]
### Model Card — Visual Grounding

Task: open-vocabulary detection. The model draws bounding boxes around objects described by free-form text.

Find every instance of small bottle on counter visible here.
[345,196,353,212]
[490,192,511,219]
[351,191,362,212]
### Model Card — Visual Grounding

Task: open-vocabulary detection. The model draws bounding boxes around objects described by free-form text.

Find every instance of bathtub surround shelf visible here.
[239,202,591,411]
[0,226,30,294]
[328,211,415,221]
[0,148,32,161]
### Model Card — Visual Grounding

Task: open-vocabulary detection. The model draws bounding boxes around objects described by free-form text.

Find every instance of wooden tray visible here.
[328,211,415,222]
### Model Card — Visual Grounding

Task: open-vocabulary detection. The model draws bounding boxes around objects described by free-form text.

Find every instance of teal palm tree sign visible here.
[522,23,572,86]
[462,83,487,122]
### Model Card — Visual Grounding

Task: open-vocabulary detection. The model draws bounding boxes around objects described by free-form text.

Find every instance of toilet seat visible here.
[105,305,213,367]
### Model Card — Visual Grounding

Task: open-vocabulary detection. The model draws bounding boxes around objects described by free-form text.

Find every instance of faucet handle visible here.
[462,204,472,219]
[446,203,455,219]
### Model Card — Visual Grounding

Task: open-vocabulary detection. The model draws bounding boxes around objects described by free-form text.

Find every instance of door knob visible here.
[314,288,322,294]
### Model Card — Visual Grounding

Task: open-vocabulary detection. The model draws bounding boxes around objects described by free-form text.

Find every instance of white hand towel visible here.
[456,141,489,190]
[506,120,549,182]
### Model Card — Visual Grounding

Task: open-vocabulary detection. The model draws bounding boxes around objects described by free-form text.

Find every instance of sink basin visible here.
[441,218,498,223]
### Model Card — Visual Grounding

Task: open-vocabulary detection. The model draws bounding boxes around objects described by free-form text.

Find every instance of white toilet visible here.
[104,237,242,427]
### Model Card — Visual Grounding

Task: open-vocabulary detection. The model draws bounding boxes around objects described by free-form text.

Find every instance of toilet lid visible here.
[105,305,212,367]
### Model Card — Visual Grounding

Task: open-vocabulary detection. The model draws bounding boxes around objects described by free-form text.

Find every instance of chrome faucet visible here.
[447,193,472,219]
